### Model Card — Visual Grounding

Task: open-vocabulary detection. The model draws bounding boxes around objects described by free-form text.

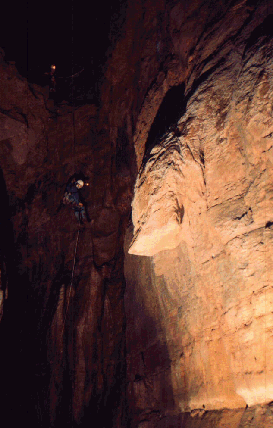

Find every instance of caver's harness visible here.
[63,180,87,223]
[62,189,82,208]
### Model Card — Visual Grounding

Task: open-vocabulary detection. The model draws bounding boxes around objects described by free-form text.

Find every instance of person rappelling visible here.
[44,64,57,93]
[44,63,85,101]
[63,178,89,224]
[49,64,57,92]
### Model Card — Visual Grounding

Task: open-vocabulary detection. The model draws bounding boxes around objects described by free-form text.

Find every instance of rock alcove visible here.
[1,1,273,427]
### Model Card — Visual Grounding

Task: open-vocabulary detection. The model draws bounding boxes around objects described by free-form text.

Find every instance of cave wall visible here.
[0,52,131,427]
[123,1,273,427]
[1,1,273,427]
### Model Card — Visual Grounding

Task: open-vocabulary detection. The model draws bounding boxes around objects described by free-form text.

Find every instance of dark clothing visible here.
[66,182,81,205]
[64,182,87,223]
[44,70,57,93]
[73,207,86,222]
[49,76,56,93]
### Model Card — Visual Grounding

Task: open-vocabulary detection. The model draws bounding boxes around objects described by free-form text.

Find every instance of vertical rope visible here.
[60,221,80,410]
[59,223,80,426]
[61,226,80,336]
[72,106,76,171]
[70,4,75,425]
[70,0,76,176]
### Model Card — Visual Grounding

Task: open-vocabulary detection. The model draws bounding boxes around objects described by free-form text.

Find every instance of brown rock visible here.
[1,1,273,427]
[125,1,273,424]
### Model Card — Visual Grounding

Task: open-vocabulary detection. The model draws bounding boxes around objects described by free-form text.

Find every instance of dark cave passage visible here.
[0,167,40,426]
[0,166,11,318]
[143,82,186,165]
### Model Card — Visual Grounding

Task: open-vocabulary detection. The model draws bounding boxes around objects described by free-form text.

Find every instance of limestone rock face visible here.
[129,135,189,256]
[125,2,273,426]
[1,0,273,427]
[0,58,129,428]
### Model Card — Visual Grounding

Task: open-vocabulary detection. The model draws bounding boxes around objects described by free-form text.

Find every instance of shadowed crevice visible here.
[143,83,186,163]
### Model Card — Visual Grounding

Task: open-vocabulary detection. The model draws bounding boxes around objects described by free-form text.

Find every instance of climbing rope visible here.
[61,225,80,340]
[59,68,84,81]
[60,59,81,339]
[72,106,76,163]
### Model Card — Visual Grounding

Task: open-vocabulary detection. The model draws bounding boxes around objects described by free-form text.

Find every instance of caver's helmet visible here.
[76,180,84,188]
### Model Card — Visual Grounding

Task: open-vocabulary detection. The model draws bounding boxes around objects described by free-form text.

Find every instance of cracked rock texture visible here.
[125,2,273,426]
[0,56,130,428]
[1,0,273,427]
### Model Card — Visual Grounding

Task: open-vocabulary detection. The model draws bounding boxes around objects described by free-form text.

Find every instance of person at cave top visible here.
[44,64,57,93]
[63,179,89,223]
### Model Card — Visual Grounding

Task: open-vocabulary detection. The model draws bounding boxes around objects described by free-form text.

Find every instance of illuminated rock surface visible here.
[125,1,273,427]
[0,1,273,427]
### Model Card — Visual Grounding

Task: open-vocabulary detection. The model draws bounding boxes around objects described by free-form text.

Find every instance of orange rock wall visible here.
[1,1,273,427]
[125,1,273,426]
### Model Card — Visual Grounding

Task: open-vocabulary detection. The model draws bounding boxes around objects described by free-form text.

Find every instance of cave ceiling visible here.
[1,0,124,103]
